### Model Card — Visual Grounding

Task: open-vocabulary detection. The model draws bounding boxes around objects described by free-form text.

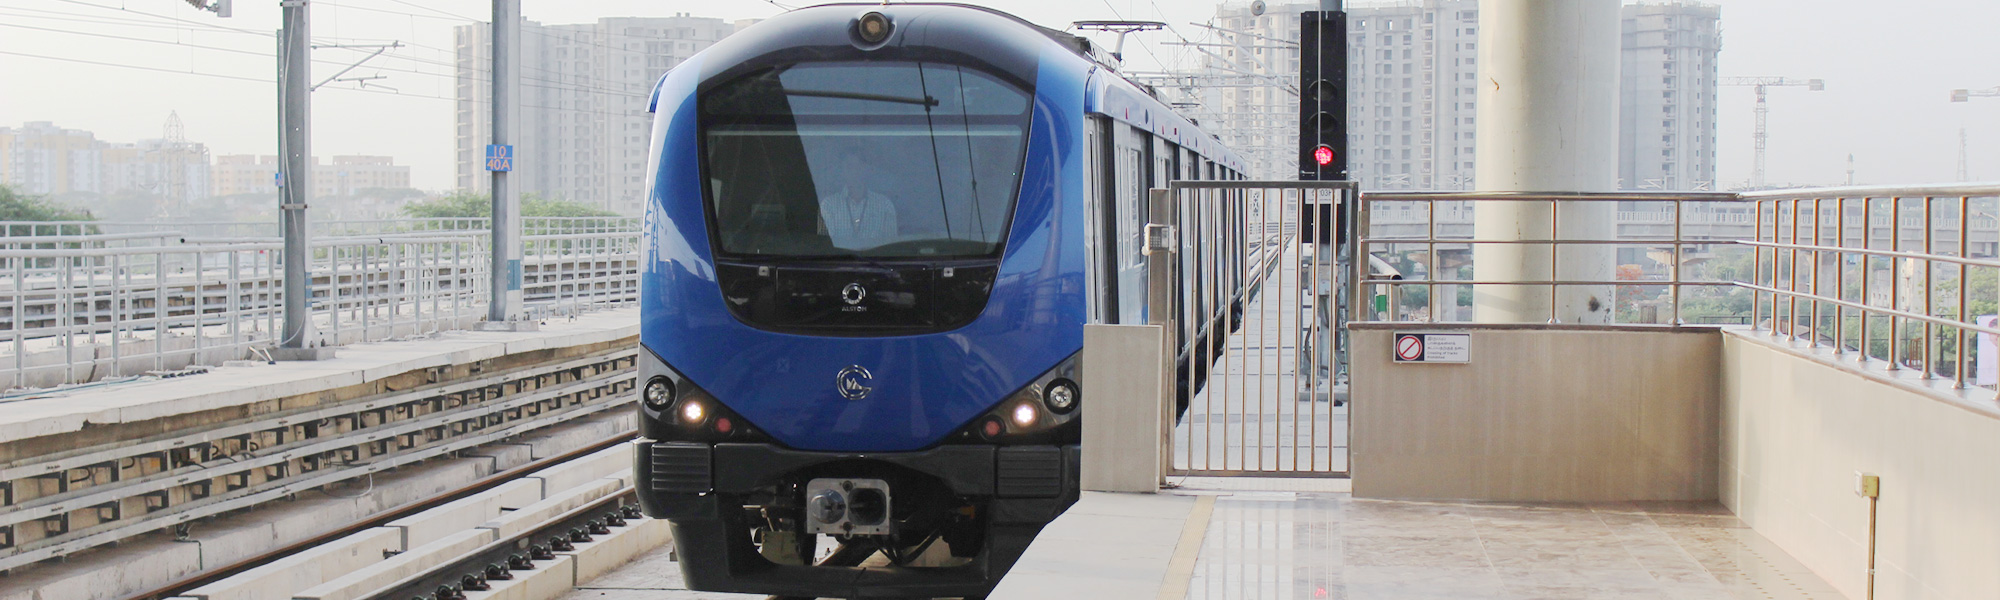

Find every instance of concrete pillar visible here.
[1471,0,1620,324]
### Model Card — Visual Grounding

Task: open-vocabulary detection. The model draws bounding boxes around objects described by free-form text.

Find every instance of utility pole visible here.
[483,0,533,330]
[272,0,332,360]
[1951,86,1998,182]
[1720,77,1823,189]
[1958,130,1968,182]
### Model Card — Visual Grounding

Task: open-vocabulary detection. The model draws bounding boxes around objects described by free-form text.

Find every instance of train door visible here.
[1113,125,1148,325]
[1085,116,1112,325]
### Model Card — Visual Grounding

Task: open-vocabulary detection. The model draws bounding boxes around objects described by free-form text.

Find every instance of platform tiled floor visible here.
[1185,494,1848,600]
[559,490,1848,600]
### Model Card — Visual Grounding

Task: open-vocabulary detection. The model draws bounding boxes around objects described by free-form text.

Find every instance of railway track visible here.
[116,432,637,600]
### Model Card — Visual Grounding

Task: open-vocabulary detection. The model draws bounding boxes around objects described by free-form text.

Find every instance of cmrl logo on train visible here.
[1392,332,1471,364]
[835,365,874,400]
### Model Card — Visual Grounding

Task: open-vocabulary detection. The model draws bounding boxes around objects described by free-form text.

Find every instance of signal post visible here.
[1299,1,1349,386]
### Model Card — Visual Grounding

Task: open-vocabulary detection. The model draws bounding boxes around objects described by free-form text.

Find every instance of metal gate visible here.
[1148,181,1357,477]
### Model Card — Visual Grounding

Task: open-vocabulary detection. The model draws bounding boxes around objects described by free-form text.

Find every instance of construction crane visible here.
[1721,77,1824,189]
[1951,86,1998,181]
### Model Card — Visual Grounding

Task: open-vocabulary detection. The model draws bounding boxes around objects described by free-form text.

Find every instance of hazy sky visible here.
[2,0,1997,191]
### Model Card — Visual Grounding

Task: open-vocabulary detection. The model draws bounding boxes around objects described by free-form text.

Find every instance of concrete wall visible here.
[1081,324,1167,493]
[1720,330,2000,600]
[1349,324,1720,501]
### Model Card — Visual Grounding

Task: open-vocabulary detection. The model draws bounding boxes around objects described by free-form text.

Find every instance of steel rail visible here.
[114,432,637,600]
[0,356,633,530]
[0,351,636,570]
[355,489,641,600]
[0,349,631,481]
[0,379,635,572]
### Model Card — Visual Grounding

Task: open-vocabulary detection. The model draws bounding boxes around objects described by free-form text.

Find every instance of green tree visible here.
[1,184,95,221]
[1,184,98,235]
[400,191,618,219]
[400,190,492,220]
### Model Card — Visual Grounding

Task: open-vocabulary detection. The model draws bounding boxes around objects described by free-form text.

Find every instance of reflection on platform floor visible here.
[1187,493,1847,600]
[555,487,1844,600]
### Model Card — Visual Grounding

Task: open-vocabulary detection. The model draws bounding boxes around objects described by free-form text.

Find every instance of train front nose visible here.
[633,346,1081,596]
[634,438,1078,598]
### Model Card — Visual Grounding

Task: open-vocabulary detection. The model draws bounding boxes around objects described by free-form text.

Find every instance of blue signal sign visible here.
[485,145,514,172]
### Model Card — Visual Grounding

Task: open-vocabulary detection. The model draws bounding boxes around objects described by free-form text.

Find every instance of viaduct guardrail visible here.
[1,218,639,393]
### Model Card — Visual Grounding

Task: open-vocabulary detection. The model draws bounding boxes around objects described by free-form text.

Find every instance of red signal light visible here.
[1313,145,1335,167]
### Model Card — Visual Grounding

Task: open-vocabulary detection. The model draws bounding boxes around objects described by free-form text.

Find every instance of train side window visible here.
[1126,147,1144,267]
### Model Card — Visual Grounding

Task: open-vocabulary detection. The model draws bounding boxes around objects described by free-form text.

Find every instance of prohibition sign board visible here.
[1395,334,1424,361]
[1392,332,1471,363]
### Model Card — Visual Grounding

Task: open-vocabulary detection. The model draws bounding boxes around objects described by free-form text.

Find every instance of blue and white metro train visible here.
[632,4,1250,597]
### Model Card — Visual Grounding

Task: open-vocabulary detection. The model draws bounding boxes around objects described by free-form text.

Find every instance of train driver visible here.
[818,153,900,251]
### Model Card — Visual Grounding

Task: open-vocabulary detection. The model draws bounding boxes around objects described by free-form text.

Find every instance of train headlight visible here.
[1044,379,1078,414]
[856,12,893,44]
[643,377,675,410]
[1010,402,1039,428]
[679,399,706,425]
[953,351,1082,445]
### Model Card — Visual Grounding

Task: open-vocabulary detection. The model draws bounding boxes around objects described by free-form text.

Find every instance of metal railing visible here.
[1350,191,1749,325]
[1741,183,2000,393]
[1141,179,2000,479]
[1150,181,1357,477]
[1348,183,2000,396]
[1,220,640,392]
[0,217,640,239]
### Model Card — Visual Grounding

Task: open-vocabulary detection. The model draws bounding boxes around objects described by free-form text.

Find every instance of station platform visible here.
[557,478,1846,600]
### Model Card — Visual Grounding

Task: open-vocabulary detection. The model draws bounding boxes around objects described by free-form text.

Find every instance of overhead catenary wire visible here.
[48,0,273,37]
[0,47,647,118]
[8,0,677,100]
[0,21,270,58]
[0,5,267,35]
[0,48,268,83]
[0,15,654,101]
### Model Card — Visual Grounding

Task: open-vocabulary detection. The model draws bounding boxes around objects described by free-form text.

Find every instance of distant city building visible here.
[0,121,107,195]
[455,14,747,215]
[0,117,211,204]
[1175,0,1720,190]
[99,139,212,209]
[210,154,277,197]
[211,154,412,198]
[1621,2,1722,191]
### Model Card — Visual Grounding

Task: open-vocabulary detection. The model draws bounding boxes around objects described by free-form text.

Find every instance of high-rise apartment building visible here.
[455,14,742,215]
[1178,1,1719,190]
[0,122,105,195]
[1188,1,1478,186]
[1621,2,1721,190]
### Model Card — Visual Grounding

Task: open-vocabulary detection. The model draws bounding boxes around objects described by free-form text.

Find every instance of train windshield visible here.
[700,61,1031,260]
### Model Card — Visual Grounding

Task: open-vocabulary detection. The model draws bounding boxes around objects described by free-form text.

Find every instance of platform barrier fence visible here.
[1740,183,2000,394]
[0,219,640,392]
[1150,181,1356,477]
